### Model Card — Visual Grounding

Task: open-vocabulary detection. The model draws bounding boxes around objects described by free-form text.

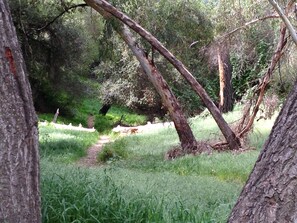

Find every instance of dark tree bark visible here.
[0,1,41,222]
[229,80,297,222]
[217,45,234,113]
[99,104,111,116]
[89,6,198,152]
[84,0,241,151]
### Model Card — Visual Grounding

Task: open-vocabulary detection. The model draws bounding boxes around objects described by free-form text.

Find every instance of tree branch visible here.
[37,3,88,31]
[220,15,280,41]
[268,0,297,46]
[84,0,241,150]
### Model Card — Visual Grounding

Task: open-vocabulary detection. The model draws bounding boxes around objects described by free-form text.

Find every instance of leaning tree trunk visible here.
[119,26,197,152]
[217,45,233,113]
[84,0,241,151]
[89,6,198,152]
[0,1,41,222]
[228,80,297,222]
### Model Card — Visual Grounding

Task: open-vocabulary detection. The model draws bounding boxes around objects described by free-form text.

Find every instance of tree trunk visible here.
[217,45,233,113]
[0,1,41,222]
[119,26,197,152]
[89,6,198,152]
[99,103,111,116]
[229,80,297,222]
[84,0,241,151]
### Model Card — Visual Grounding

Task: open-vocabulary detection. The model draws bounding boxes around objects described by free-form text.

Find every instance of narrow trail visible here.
[77,121,174,167]
[77,135,111,167]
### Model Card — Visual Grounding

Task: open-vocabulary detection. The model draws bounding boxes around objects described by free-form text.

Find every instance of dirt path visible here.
[77,121,174,167]
[77,135,111,167]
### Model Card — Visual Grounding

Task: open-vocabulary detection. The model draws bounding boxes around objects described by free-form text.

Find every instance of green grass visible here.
[39,123,99,163]
[39,107,277,222]
[41,162,241,223]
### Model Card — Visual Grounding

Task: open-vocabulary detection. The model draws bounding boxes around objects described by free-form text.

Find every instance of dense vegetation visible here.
[10,0,296,125]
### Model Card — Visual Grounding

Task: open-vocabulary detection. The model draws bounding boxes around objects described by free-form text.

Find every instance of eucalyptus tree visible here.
[88,1,199,152]
[85,0,241,151]
[96,0,215,116]
[0,0,41,221]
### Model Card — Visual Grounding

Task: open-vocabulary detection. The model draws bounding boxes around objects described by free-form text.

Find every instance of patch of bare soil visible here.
[77,135,111,167]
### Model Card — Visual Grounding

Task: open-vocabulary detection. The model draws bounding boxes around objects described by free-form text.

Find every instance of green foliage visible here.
[74,98,147,132]
[9,0,102,114]
[38,98,147,132]
[39,123,98,163]
[97,138,129,163]
[94,0,215,117]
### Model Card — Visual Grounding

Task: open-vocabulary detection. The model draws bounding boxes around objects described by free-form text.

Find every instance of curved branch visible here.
[84,0,241,150]
[268,0,297,46]
[37,3,88,31]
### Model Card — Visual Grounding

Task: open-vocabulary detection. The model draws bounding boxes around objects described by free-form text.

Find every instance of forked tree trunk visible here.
[0,1,41,222]
[217,45,233,113]
[90,6,197,152]
[84,0,241,151]
[229,80,297,222]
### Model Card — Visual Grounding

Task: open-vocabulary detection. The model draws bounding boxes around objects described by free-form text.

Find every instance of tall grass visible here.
[41,162,241,223]
[39,123,98,163]
[39,107,276,222]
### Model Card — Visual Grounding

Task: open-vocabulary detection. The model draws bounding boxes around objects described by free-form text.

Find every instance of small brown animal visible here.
[129,128,138,134]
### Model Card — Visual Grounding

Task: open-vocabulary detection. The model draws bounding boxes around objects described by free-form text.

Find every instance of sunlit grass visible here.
[39,106,277,222]
[39,123,98,163]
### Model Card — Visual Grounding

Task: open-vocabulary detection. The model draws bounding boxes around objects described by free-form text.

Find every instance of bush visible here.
[97,138,129,163]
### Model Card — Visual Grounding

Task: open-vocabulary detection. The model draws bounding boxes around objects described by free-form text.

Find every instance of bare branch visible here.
[37,3,88,31]
[190,15,279,48]
[219,15,280,41]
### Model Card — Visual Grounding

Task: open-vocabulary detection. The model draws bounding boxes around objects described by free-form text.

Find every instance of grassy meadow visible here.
[39,106,276,222]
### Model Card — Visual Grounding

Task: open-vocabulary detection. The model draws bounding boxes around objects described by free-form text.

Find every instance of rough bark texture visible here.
[84,0,241,151]
[87,5,198,152]
[229,80,297,222]
[0,1,41,222]
[217,45,233,113]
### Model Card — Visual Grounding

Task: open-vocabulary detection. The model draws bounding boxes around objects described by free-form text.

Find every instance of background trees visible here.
[9,0,100,115]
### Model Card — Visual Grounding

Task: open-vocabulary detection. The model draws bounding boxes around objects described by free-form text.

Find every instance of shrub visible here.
[97,138,129,163]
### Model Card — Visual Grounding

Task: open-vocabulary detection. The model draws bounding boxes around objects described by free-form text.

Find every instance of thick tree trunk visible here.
[84,0,241,151]
[229,80,297,222]
[90,6,197,152]
[0,1,41,222]
[217,45,233,113]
